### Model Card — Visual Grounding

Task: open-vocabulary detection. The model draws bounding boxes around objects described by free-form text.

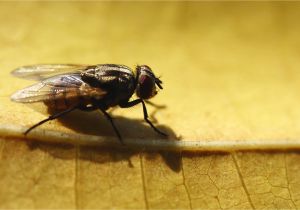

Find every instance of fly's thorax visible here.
[81,64,136,107]
[81,64,134,87]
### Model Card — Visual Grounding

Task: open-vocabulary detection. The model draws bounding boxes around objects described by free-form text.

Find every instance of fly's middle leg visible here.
[99,108,124,145]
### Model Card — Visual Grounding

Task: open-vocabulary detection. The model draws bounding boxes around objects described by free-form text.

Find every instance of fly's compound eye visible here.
[136,74,157,99]
[136,65,163,100]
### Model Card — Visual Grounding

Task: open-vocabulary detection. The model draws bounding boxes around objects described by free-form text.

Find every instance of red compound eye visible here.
[137,75,156,99]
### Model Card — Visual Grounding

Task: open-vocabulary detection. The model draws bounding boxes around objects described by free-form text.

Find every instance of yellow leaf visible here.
[0,2,300,209]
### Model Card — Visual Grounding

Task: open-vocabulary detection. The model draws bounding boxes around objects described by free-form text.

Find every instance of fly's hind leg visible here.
[24,106,78,135]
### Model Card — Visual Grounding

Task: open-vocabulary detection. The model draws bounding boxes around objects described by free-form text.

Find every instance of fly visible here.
[11,64,167,144]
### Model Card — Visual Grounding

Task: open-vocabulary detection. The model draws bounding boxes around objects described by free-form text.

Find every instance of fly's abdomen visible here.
[44,87,85,111]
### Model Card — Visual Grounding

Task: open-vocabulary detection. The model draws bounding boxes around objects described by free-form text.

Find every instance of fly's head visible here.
[135,65,163,100]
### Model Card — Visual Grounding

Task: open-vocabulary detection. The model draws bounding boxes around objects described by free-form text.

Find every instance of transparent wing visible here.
[11,73,106,103]
[11,64,91,80]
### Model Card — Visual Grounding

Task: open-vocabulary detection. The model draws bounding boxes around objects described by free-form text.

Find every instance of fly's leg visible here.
[99,108,124,145]
[145,100,166,109]
[24,106,78,135]
[120,99,167,137]
[141,100,167,136]
[119,99,142,108]
[145,101,166,123]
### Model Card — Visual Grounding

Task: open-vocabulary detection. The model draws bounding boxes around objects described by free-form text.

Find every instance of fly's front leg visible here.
[99,108,124,145]
[141,100,167,136]
[119,99,167,137]
[119,99,142,108]
[25,106,78,135]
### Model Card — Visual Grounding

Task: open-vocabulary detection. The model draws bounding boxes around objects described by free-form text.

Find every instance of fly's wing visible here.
[11,73,106,103]
[11,64,91,81]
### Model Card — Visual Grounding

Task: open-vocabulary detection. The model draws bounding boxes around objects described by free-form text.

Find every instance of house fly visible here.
[11,64,167,144]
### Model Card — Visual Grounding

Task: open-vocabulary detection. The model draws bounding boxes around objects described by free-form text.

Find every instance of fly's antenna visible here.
[155,77,163,89]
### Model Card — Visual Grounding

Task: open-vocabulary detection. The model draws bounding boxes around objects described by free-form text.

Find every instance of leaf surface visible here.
[0,2,300,209]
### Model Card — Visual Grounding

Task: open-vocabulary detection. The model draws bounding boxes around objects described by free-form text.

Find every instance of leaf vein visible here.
[181,153,193,210]
[232,153,255,209]
[139,153,149,210]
